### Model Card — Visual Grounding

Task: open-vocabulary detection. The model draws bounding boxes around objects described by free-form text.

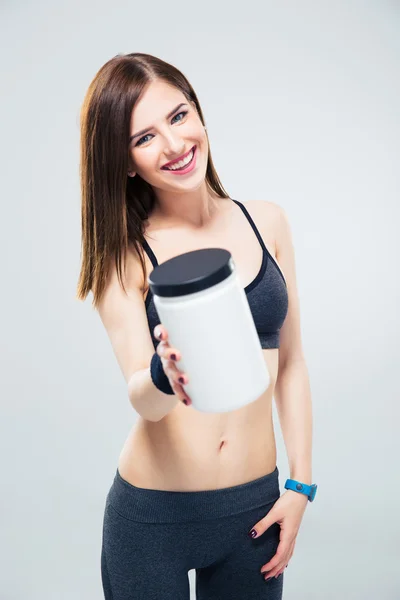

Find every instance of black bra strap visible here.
[231,199,268,255]
[233,199,287,287]
[142,238,159,267]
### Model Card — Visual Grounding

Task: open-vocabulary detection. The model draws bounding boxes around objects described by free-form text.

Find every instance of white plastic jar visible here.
[148,248,270,413]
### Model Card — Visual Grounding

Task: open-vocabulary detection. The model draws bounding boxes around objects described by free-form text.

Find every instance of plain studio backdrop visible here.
[1,1,399,599]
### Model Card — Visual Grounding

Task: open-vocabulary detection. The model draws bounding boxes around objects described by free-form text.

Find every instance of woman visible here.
[76,52,315,600]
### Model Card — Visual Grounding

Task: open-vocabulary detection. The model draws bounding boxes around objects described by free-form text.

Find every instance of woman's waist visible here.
[118,438,277,492]
[118,399,276,491]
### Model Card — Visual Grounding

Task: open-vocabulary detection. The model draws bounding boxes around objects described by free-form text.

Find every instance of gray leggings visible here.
[101,465,283,599]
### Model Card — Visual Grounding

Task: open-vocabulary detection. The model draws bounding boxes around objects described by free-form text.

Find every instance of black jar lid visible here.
[148,248,235,298]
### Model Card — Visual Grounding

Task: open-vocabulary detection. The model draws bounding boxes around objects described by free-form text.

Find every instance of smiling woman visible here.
[125,77,210,194]
[76,51,313,600]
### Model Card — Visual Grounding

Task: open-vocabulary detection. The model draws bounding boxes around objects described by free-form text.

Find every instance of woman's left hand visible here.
[248,490,309,579]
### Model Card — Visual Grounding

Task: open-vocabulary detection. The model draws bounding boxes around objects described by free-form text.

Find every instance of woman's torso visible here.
[118,198,286,491]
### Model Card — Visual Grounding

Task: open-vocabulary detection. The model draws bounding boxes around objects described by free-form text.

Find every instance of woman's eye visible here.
[171,110,188,124]
[135,111,188,146]
[136,134,152,146]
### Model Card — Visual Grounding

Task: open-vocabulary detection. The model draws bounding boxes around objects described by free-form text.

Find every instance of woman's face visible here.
[128,80,208,191]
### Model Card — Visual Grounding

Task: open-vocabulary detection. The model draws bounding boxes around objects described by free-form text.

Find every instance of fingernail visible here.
[182,399,188,405]
[156,329,162,340]
[265,576,272,582]
[170,353,177,361]
[178,376,185,384]
[248,529,257,538]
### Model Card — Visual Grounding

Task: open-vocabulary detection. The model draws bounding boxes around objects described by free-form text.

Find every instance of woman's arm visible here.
[273,204,313,484]
[248,203,313,580]
[274,360,313,484]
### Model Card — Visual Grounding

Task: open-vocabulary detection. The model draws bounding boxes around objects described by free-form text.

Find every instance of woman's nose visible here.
[163,133,185,155]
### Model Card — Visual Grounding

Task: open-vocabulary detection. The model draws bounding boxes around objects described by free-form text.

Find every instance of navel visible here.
[219,439,227,451]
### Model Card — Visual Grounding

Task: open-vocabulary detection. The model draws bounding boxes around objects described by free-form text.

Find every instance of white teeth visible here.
[165,148,194,170]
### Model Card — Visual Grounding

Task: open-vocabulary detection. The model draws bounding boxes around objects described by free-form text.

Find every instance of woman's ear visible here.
[127,161,136,177]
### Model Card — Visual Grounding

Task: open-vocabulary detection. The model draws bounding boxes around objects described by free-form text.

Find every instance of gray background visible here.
[1,1,399,598]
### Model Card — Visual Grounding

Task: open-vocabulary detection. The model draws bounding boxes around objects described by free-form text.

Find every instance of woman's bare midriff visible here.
[118,350,279,491]
[118,198,283,492]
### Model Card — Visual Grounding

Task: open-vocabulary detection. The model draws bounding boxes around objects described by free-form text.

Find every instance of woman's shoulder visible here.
[244,198,282,219]
[241,199,282,243]
[121,242,148,293]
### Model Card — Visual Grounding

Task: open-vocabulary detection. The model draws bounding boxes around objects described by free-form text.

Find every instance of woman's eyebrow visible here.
[129,102,188,143]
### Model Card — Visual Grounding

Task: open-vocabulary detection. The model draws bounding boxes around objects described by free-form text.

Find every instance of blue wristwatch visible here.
[284,479,318,502]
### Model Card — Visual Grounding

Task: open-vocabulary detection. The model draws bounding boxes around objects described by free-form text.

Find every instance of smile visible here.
[161,146,197,173]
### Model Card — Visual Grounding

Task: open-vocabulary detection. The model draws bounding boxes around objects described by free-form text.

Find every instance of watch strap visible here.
[284,479,317,502]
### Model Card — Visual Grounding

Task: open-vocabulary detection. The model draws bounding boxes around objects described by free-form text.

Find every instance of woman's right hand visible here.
[154,325,192,406]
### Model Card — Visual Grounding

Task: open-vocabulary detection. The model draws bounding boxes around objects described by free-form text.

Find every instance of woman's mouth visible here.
[161,146,197,175]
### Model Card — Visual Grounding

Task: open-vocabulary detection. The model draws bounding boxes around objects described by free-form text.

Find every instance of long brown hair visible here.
[76,52,230,308]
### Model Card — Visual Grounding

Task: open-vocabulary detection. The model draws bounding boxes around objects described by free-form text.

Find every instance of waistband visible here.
[106,466,280,523]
